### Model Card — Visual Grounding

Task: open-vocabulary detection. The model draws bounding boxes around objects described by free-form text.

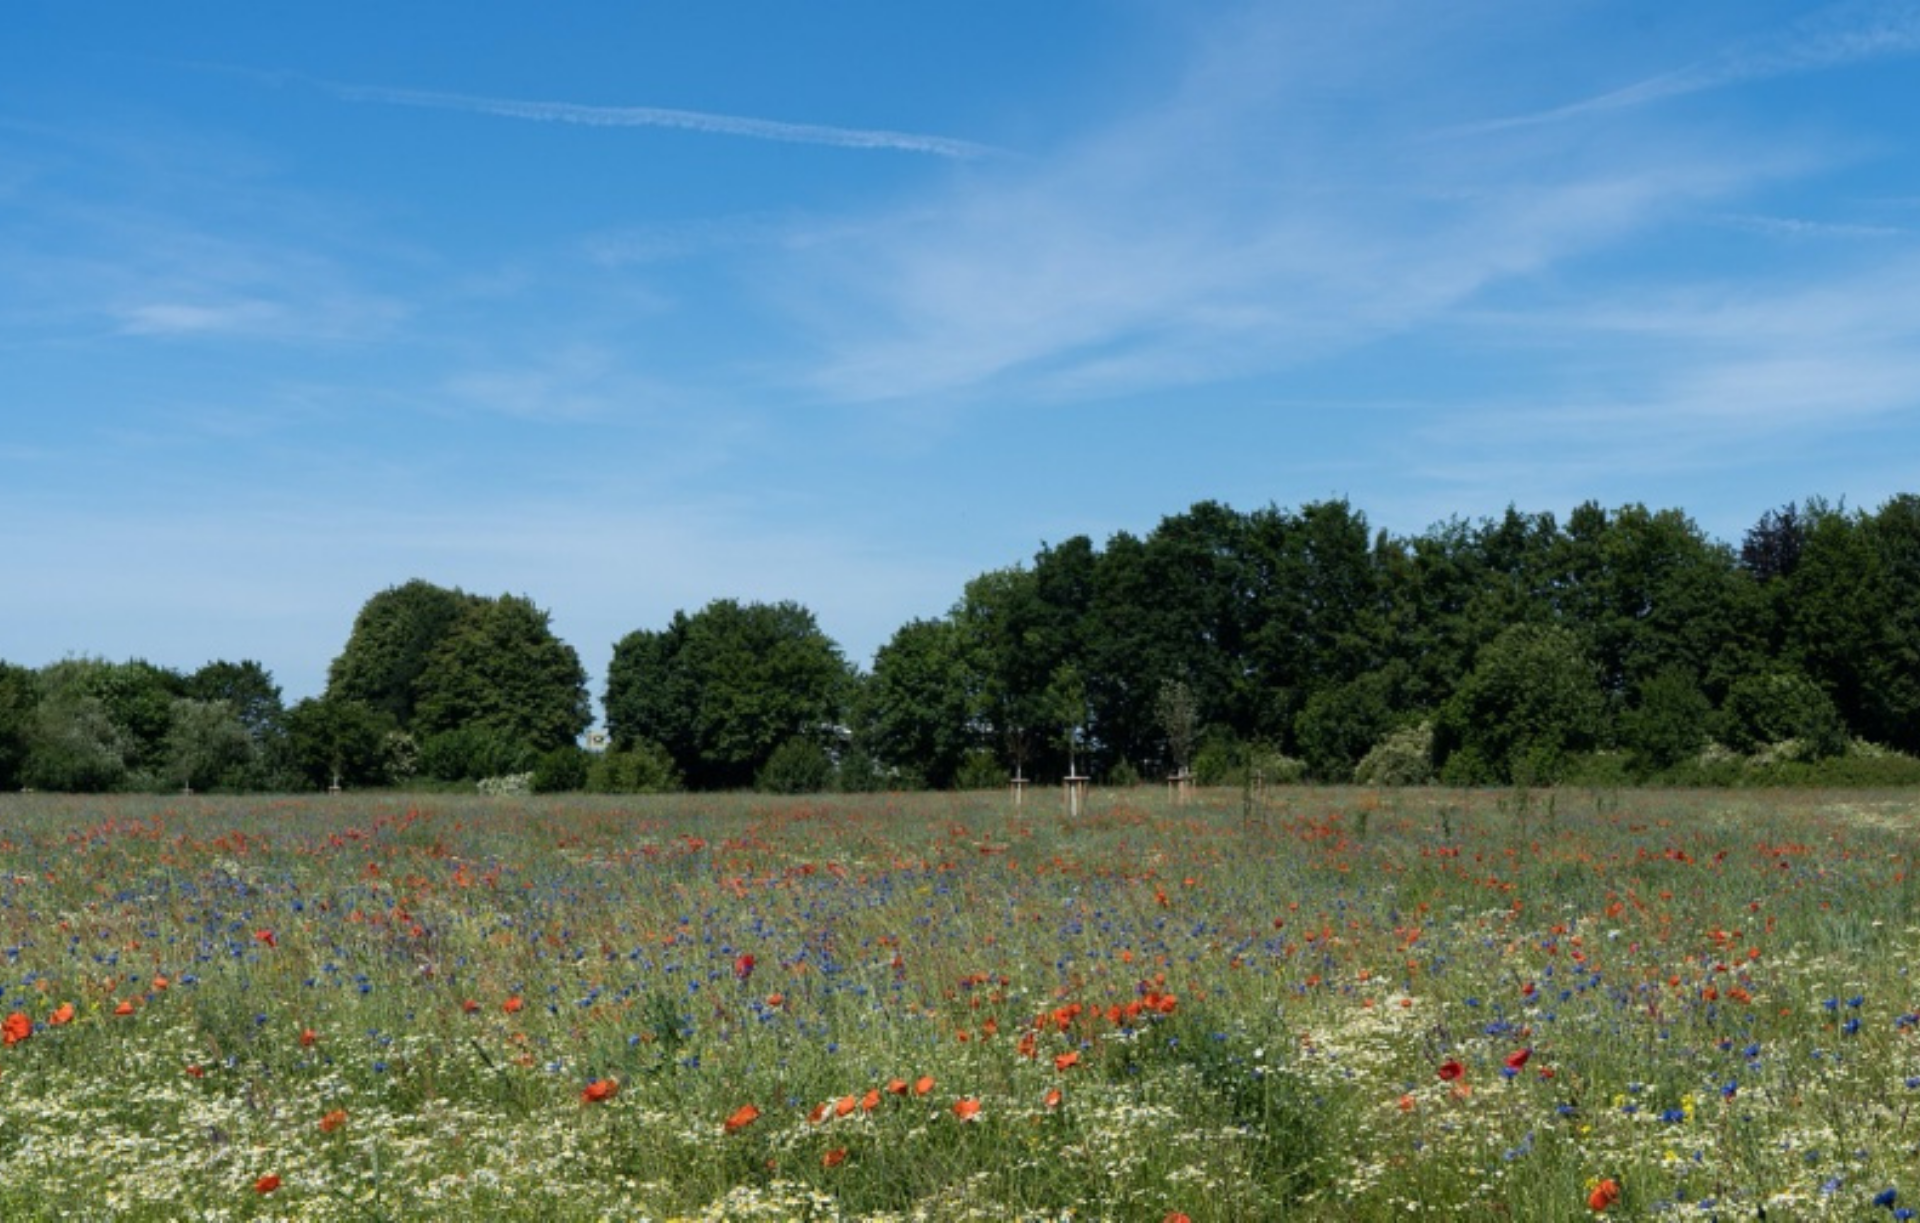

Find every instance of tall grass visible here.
[1,786,1918,1218]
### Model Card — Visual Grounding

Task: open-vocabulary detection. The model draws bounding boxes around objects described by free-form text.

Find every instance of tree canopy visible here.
[9,491,1920,793]
[606,599,853,790]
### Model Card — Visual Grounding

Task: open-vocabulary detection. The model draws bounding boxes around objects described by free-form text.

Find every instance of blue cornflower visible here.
[1872,1187,1897,1209]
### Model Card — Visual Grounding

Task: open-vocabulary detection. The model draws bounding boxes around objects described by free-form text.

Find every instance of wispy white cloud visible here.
[1714,212,1905,239]
[324,80,1001,160]
[1459,0,1920,132]
[784,5,1798,410]
[116,298,286,336]
[440,343,706,425]
[1397,249,1920,505]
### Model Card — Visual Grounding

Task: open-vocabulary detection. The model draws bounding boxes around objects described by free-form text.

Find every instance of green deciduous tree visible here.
[164,698,255,791]
[1718,669,1847,759]
[1435,622,1604,785]
[606,599,852,789]
[1617,667,1713,774]
[185,660,285,745]
[412,594,591,757]
[858,617,977,789]
[326,580,481,727]
[280,696,395,789]
[0,662,37,791]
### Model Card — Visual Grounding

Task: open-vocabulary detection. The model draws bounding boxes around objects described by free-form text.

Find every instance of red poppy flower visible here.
[1043,1087,1063,1109]
[581,1078,617,1104]
[1437,1059,1465,1082]
[887,1077,909,1095]
[48,1003,74,1026]
[318,1108,347,1133]
[723,1103,760,1134]
[2,1012,30,1046]
[734,953,755,981]
[834,1094,857,1118]
[952,1097,982,1122]
[859,1089,880,1113]
[1054,1050,1081,1072]
[1588,1178,1620,1211]
[914,1075,935,1096]
[113,999,135,1017]
[299,1028,318,1048]
[822,1147,848,1168]
[1504,1048,1531,1071]
[502,995,524,1014]
[254,1174,281,1195]
[254,930,276,949]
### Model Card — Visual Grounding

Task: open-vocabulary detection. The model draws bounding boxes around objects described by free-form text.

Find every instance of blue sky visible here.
[6,1,1920,710]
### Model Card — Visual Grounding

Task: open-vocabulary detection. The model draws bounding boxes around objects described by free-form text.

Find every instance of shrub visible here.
[475,772,533,796]
[1106,758,1142,787]
[755,737,832,794]
[531,745,589,793]
[833,746,888,792]
[952,749,1008,791]
[584,741,680,794]
[419,726,535,782]
[1718,670,1848,760]
[1353,722,1434,786]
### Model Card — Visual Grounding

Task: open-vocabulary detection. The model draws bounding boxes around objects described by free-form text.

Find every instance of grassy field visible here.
[3,785,1920,1220]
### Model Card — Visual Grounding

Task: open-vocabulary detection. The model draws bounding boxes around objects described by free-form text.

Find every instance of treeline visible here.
[4,495,1918,794]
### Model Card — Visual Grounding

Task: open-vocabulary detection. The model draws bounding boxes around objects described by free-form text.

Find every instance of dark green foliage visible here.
[1781,502,1906,747]
[184,659,285,744]
[1718,669,1848,759]
[858,617,977,788]
[1293,664,1409,781]
[531,745,590,793]
[0,662,36,790]
[326,580,480,727]
[1435,623,1605,784]
[1741,501,1805,582]
[952,749,1007,790]
[412,594,591,754]
[280,696,395,789]
[418,725,537,782]
[1618,667,1713,774]
[23,690,130,792]
[606,599,852,790]
[584,741,680,794]
[22,491,1920,795]
[20,658,187,790]
[955,564,1068,780]
[832,745,888,792]
[755,737,833,794]
[163,698,255,791]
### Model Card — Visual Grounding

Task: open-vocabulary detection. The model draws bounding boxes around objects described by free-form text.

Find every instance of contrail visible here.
[328,80,1000,160]
[1448,0,1920,135]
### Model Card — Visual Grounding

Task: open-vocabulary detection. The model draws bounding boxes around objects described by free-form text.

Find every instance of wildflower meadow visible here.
[4,785,1920,1220]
